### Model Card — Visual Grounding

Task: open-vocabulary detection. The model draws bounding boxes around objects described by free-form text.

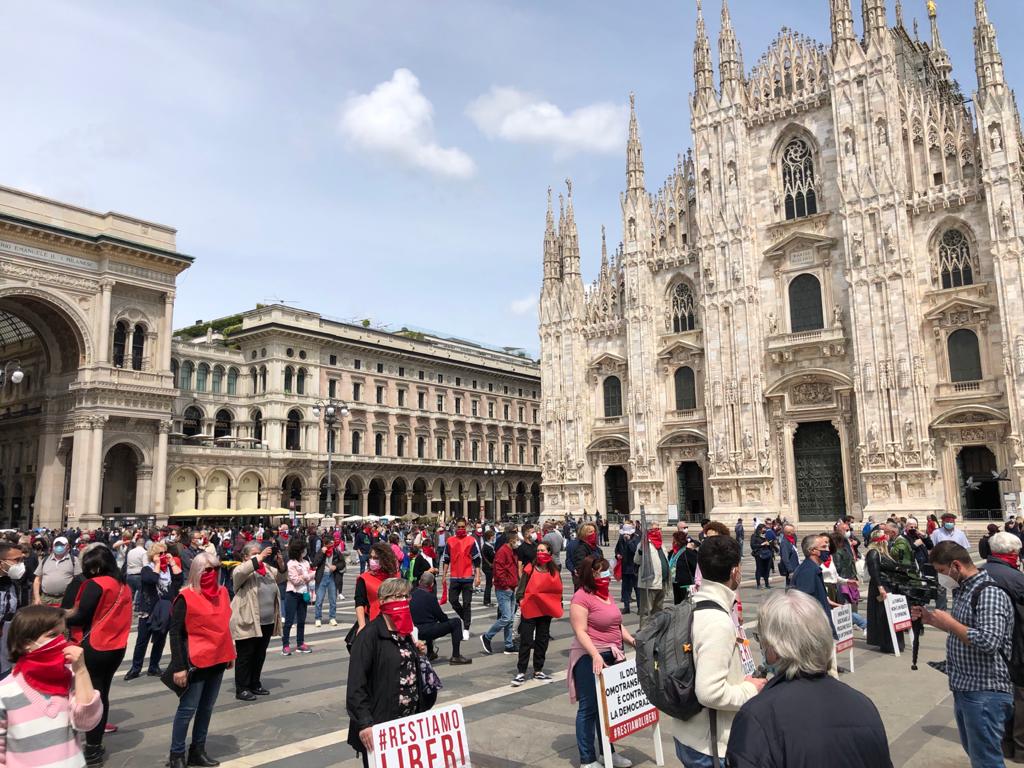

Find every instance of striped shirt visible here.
[948,570,1014,695]
[0,673,102,768]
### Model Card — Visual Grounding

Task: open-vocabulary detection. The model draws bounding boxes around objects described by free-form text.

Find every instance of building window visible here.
[948,329,983,382]
[418,392,425,409]
[211,365,224,393]
[533,446,540,464]
[488,383,494,392]
[284,366,294,393]
[327,429,336,453]
[376,385,385,405]
[518,445,526,464]
[296,368,306,395]
[782,138,818,220]
[214,409,233,439]
[417,436,425,459]
[518,388,523,396]
[353,382,361,401]
[532,408,538,423]
[518,406,524,421]
[671,283,697,332]
[328,379,337,398]
[285,409,302,450]
[437,373,444,383]
[259,366,267,393]
[251,410,263,443]
[398,366,405,377]
[471,400,479,416]
[131,324,145,370]
[196,363,209,392]
[472,380,478,389]
[503,386,509,394]
[351,431,362,454]
[603,376,623,417]
[503,404,510,420]
[455,377,461,386]
[488,443,495,462]
[354,359,361,370]
[419,370,425,380]
[397,435,406,457]
[179,361,194,391]
[455,397,462,415]
[488,402,495,418]
[375,433,384,456]
[503,444,511,463]
[674,366,697,410]
[377,362,384,373]
[788,274,824,332]
[938,229,976,289]
[112,321,128,367]
[472,441,479,462]
[329,354,337,366]
[398,389,406,407]
[226,367,238,395]
[436,437,445,459]
[182,405,203,437]
[437,394,445,412]
[455,439,462,460]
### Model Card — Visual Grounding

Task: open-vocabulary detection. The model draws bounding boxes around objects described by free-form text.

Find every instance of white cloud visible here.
[467,87,628,155]
[339,68,475,179]
[510,294,538,315]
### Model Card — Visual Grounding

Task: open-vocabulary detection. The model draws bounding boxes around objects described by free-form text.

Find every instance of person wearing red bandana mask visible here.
[512,543,563,687]
[635,524,670,630]
[346,578,435,765]
[229,542,282,702]
[313,539,346,629]
[568,522,603,591]
[4,605,102,767]
[166,553,236,768]
[779,523,800,587]
[568,556,637,768]
[441,519,482,643]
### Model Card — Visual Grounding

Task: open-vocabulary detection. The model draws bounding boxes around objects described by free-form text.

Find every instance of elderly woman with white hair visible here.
[165,551,236,768]
[726,590,893,767]
[983,531,1024,761]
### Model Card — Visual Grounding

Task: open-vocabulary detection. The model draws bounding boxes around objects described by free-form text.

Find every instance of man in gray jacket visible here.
[634,523,669,628]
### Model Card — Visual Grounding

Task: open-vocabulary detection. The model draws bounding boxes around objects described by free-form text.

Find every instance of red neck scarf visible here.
[594,577,611,600]
[648,530,663,550]
[15,636,72,696]
[785,534,796,545]
[200,570,221,601]
[992,552,1020,570]
[255,560,267,576]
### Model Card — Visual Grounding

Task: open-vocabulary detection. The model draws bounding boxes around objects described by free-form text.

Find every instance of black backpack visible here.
[972,582,1024,687]
[635,598,727,721]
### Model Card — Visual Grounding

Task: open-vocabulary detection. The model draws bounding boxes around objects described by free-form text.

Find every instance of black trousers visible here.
[755,557,772,587]
[416,618,462,657]
[234,623,274,692]
[448,580,474,630]
[517,615,552,674]
[130,614,166,674]
[482,570,494,605]
[83,643,126,747]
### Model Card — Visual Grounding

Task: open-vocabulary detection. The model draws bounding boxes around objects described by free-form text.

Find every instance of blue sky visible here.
[1,0,1019,354]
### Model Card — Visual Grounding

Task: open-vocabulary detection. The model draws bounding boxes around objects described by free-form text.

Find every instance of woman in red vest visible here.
[66,545,132,767]
[166,552,236,768]
[354,542,398,632]
[512,541,563,687]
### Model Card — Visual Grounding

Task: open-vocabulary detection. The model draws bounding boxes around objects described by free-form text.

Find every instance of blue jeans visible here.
[573,651,617,764]
[851,610,867,630]
[171,667,224,754]
[483,589,515,649]
[674,738,715,768]
[953,689,1014,768]
[359,553,369,574]
[127,574,142,611]
[283,592,308,647]
[315,577,337,620]
[279,581,288,618]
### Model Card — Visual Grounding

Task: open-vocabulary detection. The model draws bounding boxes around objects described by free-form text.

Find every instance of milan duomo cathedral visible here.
[538,0,1024,525]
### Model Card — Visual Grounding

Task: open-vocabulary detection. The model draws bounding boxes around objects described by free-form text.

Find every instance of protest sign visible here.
[372,703,470,768]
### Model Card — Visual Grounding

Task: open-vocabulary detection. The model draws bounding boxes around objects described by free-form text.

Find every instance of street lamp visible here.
[483,465,505,522]
[0,361,24,387]
[312,399,349,518]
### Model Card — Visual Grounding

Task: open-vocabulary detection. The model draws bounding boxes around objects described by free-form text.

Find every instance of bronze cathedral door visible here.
[793,421,847,521]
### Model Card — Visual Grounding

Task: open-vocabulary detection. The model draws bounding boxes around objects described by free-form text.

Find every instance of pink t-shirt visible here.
[567,590,624,703]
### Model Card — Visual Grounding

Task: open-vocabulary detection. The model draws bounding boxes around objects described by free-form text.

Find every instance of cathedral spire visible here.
[862,0,888,46]
[543,187,560,283]
[974,0,1005,96]
[693,0,716,107]
[927,1,952,82]
[561,179,581,280]
[599,226,609,277]
[830,0,856,53]
[718,0,744,95]
[626,93,646,193]
[894,0,904,28]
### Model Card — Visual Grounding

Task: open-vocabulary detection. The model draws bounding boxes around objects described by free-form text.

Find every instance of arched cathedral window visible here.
[603,376,623,418]
[674,367,696,410]
[938,229,975,289]
[782,138,818,220]
[948,329,983,383]
[671,283,697,332]
[788,274,824,333]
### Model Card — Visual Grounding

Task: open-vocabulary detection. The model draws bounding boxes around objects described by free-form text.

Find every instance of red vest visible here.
[360,570,388,620]
[74,576,132,650]
[520,565,564,620]
[178,589,236,668]
[446,535,477,580]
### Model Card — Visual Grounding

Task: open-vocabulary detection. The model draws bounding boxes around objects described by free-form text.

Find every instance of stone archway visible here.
[101,443,140,518]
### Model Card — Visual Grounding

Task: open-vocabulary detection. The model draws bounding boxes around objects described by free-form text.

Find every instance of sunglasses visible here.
[203,566,220,574]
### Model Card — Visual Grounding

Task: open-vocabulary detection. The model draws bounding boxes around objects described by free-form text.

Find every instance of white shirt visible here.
[930,526,971,550]
[126,544,148,576]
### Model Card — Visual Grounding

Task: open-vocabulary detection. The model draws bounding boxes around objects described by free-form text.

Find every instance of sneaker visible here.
[611,753,633,768]
[533,671,552,680]
[338,594,345,600]
[580,763,602,768]
[297,644,312,653]
[480,635,493,655]
[329,618,338,626]
[281,645,292,656]
[510,673,526,687]
[315,619,322,628]
[462,629,470,641]
[503,647,518,655]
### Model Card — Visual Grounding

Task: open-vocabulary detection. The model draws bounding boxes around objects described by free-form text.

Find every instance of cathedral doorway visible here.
[604,465,630,516]
[100,444,139,517]
[676,461,705,521]
[957,446,1002,519]
[793,421,846,521]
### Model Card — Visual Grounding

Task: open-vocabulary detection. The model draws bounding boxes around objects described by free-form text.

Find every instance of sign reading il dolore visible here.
[371,703,471,768]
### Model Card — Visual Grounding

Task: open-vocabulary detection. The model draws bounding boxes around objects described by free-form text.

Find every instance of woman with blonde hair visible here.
[126,540,182,681]
[567,522,602,591]
[865,526,904,654]
[166,552,236,768]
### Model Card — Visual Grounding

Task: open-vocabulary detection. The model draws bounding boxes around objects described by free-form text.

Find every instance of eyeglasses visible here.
[203,566,219,574]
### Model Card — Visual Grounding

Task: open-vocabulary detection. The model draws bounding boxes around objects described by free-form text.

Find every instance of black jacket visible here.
[138,566,183,615]
[615,536,639,577]
[982,558,1024,603]
[312,547,346,589]
[346,615,436,755]
[727,674,892,768]
[410,587,448,627]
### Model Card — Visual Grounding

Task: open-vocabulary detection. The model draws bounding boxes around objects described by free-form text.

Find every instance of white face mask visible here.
[938,573,958,591]
[5,562,25,580]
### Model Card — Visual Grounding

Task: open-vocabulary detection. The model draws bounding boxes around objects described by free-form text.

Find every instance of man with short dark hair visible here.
[912,542,1014,768]
[791,533,837,638]
[441,518,481,641]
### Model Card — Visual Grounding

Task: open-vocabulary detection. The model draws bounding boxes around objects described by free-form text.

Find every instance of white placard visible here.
[831,603,855,673]
[371,703,471,768]
[884,593,912,658]
[597,658,664,768]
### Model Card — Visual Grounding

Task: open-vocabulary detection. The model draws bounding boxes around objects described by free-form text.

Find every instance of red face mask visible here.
[381,600,414,636]
[15,635,72,696]
[159,554,171,571]
[200,568,220,599]
[594,576,611,600]
[536,551,552,566]
[648,530,663,550]
[455,529,468,538]
[325,545,335,557]
[584,532,598,548]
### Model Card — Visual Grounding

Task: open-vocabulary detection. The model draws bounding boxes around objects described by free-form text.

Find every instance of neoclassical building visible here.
[540,1,1024,524]
[165,305,542,524]
[0,185,190,529]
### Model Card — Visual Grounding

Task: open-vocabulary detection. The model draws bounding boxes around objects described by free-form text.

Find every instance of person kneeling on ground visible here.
[726,589,893,768]
[409,573,472,665]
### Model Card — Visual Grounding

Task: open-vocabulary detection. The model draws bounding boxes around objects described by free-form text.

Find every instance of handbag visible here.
[417,653,443,696]
[613,556,622,582]
[160,636,197,698]
[838,581,861,604]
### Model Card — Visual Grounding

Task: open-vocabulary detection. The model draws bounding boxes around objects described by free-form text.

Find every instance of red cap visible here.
[941,512,957,520]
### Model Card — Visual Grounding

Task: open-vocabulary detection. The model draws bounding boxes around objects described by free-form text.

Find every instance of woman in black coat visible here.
[750,524,774,589]
[864,529,905,654]
[346,577,437,768]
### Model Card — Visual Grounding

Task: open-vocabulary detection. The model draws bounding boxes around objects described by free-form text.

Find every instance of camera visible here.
[879,560,941,606]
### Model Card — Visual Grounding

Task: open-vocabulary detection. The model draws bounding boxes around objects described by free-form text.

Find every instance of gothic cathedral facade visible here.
[539,1,1024,525]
